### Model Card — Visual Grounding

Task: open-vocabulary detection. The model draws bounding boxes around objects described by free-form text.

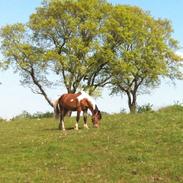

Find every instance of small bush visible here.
[137,103,153,113]
[12,111,53,120]
[31,111,53,119]
[0,117,5,122]
[12,111,32,120]
[120,108,127,114]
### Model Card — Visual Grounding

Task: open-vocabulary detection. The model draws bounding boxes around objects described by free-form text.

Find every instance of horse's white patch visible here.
[84,124,89,129]
[77,91,96,110]
[75,123,79,130]
[70,99,74,102]
[62,120,65,131]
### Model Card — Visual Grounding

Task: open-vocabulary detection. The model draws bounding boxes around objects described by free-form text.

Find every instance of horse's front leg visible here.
[83,109,89,129]
[75,111,81,130]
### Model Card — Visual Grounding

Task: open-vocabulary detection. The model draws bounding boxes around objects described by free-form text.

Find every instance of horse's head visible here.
[92,106,102,128]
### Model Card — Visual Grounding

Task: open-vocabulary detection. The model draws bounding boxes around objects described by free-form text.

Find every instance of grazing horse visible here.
[53,91,102,130]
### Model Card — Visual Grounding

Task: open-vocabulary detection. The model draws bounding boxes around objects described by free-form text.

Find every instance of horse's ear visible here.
[98,110,102,120]
[95,105,98,111]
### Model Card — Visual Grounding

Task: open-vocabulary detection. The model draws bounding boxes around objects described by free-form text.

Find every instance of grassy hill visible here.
[0,106,183,183]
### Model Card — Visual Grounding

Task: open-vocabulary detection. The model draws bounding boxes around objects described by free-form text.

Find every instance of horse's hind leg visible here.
[59,109,67,131]
[59,113,65,131]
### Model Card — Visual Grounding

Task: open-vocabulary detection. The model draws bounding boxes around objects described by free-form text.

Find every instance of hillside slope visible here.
[0,107,183,183]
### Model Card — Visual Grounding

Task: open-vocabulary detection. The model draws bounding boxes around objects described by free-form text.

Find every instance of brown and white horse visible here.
[53,91,102,130]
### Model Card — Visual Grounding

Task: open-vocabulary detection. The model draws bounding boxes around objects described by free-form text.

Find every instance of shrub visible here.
[120,108,127,114]
[31,111,53,119]
[12,111,54,120]
[0,117,4,122]
[137,103,153,113]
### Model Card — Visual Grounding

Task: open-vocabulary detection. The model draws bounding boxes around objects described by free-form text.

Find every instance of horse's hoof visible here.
[75,124,79,130]
[84,124,89,129]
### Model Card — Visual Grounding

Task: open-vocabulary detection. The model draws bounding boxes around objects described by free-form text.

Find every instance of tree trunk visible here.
[129,102,137,114]
[127,91,137,114]
[29,67,53,108]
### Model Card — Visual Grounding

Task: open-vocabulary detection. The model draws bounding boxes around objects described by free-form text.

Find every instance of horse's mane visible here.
[77,91,96,110]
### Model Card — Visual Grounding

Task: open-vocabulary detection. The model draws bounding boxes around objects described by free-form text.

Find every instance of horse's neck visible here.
[87,100,96,114]
[89,104,98,115]
[88,106,94,114]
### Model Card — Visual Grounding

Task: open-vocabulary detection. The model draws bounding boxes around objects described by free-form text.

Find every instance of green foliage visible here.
[32,111,53,118]
[12,111,53,120]
[12,111,32,120]
[1,108,183,182]
[29,0,112,94]
[0,23,54,106]
[137,103,154,113]
[120,108,127,114]
[0,117,5,122]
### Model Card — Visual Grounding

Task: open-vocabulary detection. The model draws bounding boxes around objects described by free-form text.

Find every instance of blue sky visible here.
[0,0,183,119]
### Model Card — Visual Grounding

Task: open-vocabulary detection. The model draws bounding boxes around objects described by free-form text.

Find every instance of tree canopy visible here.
[29,0,112,94]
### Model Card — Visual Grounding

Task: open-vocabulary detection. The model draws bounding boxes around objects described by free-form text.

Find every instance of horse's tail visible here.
[52,99,60,119]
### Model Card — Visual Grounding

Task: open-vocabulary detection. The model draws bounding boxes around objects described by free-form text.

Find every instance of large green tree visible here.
[105,5,183,113]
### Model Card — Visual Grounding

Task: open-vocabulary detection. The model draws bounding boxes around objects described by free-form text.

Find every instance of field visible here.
[0,106,183,183]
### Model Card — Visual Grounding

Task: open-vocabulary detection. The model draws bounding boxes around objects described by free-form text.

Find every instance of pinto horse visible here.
[53,91,102,130]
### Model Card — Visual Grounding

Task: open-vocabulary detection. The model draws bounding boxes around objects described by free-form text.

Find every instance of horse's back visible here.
[58,92,95,112]
[59,93,80,111]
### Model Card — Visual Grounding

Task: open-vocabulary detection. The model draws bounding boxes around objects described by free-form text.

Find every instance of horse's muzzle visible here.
[94,124,99,128]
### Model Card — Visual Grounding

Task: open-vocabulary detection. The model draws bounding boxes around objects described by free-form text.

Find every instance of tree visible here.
[105,5,183,113]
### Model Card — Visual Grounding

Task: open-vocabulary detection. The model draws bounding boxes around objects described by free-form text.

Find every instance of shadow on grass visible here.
[43,127,83,131]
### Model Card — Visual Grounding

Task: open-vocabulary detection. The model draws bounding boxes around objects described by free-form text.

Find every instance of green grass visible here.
[0,106,183,183]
